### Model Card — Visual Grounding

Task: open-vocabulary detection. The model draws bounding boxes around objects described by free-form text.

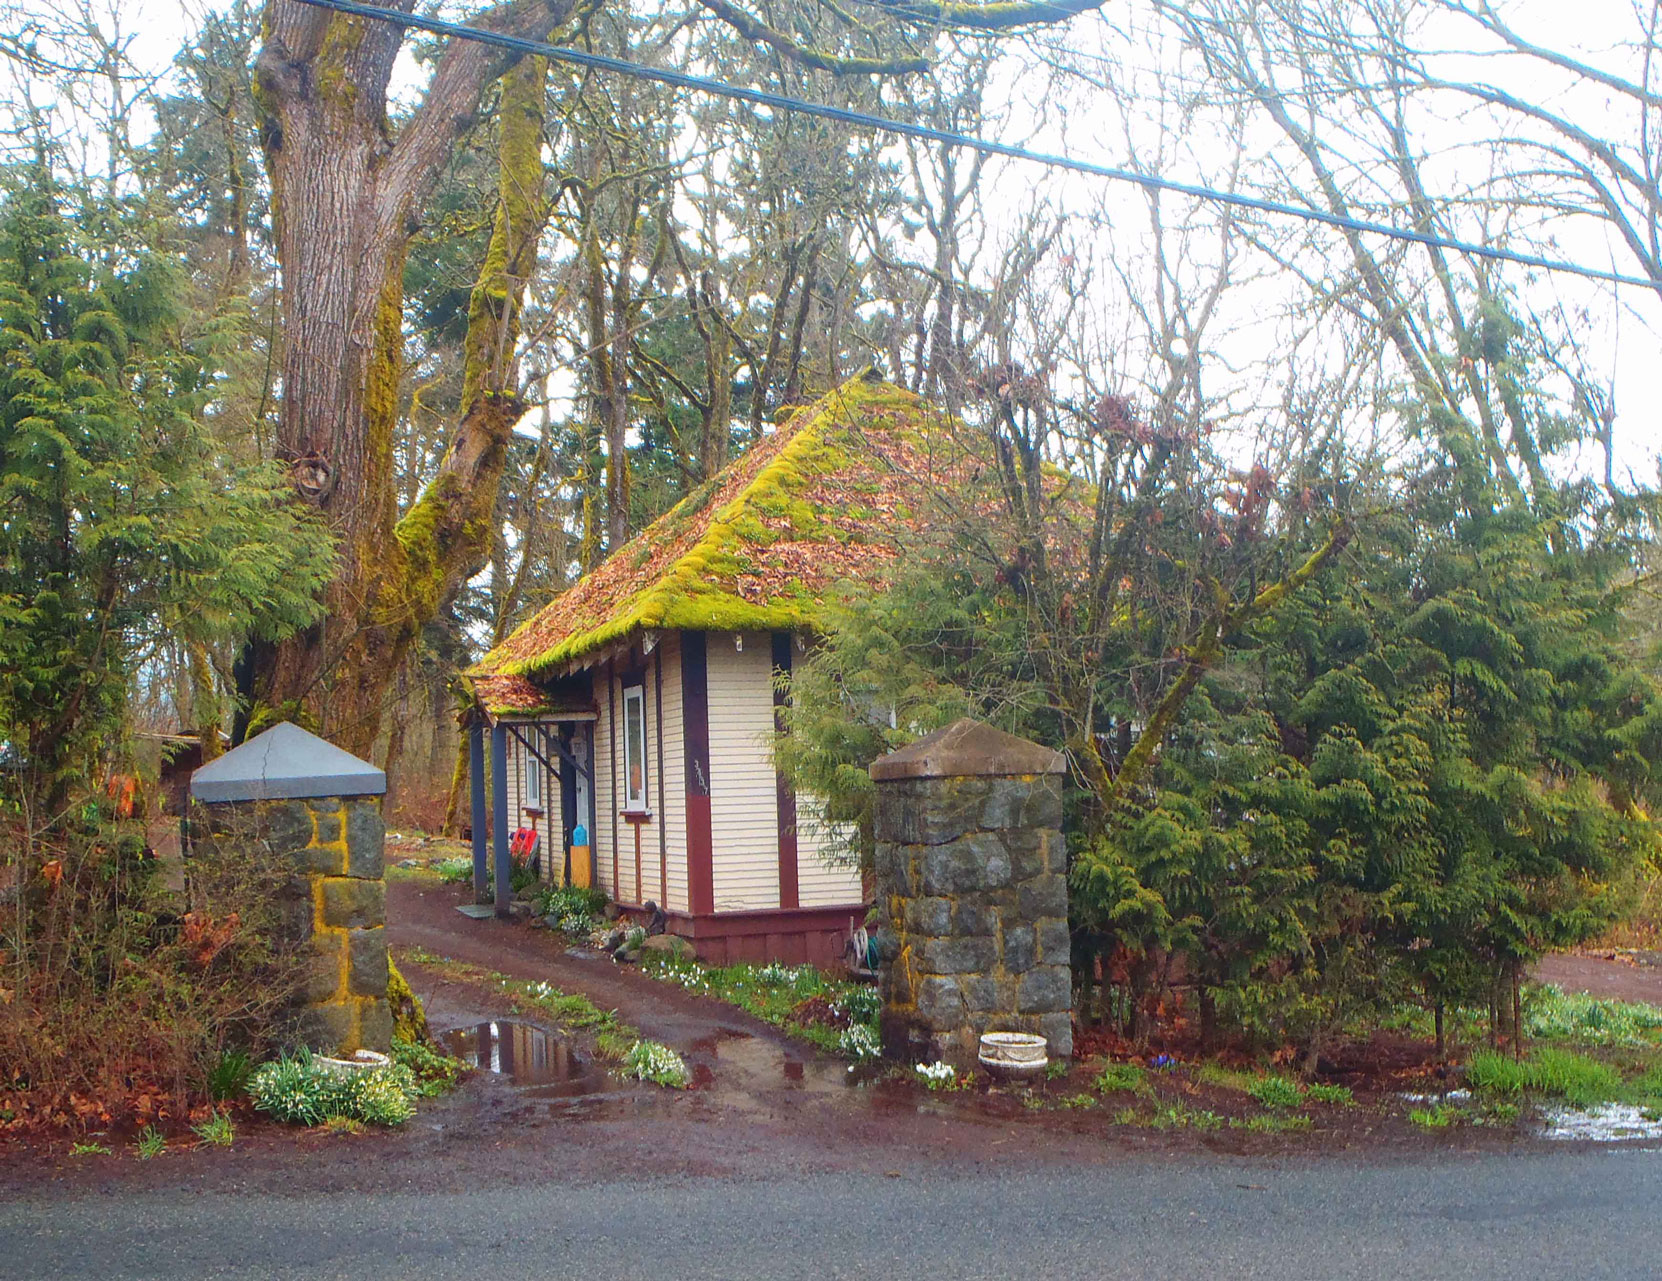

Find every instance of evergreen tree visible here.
[0,162,332,816]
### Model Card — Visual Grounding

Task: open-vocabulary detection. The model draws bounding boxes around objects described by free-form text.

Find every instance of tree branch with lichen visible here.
[853,0,1110,31]
[693,0,930,74]
[1099,520,1352,814]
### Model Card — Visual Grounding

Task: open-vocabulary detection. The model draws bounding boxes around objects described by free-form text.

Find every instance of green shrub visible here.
[536,884,610,936]
[388,1036,464,1097]
[435,858,472,885]
[248,1051,419,1127]
[205,1048,255,1103]
[1248,1075,1305,1110]
[1466,1047,1622,1108]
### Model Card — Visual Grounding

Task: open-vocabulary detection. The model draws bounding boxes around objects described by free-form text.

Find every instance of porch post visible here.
[492,721,511,918]
[470,721,487,902]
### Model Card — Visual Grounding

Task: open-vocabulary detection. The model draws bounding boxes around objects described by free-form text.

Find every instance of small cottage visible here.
[464,376,964,964]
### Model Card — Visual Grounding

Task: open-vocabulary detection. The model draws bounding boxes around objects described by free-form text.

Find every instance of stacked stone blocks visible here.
[872,721,1072,1069]
[189,723,391,1056]
[197,795,392,1054]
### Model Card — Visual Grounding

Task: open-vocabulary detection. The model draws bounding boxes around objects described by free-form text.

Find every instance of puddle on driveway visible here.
[1539,1102,1662,1142]
[444,1019,608,1095]
[686,1032,859,1096]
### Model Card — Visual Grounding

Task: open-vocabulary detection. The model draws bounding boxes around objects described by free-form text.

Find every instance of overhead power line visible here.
[295,0,1660,293]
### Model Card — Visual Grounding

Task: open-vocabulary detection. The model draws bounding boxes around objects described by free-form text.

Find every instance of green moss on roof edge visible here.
[473,377,928,680]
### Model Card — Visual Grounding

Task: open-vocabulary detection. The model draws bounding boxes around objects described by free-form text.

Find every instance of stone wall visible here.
[196,794,391,1054]
[872,721,1072,1070]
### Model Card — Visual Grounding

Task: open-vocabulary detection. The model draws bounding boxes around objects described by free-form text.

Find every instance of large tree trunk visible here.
[251,1,568,755]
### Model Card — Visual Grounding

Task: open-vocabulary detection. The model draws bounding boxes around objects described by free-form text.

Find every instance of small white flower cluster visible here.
[838,1024,880,1060]
[915,1060,956,1087]
[662,964,712,993]
[622,1039,690,1087]
[755,961,799,986]
[831,986,882,1024]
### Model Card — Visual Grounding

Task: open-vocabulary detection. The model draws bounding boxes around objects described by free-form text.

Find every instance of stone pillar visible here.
[871,719,1071,1069]
[190,722,392,1054]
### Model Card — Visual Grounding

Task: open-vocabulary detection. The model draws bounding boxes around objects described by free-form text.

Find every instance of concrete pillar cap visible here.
[190,722,386,802]
[869,718,1065,781]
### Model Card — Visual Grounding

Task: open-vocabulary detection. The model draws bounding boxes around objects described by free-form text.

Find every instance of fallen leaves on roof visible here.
[472,377,969,688]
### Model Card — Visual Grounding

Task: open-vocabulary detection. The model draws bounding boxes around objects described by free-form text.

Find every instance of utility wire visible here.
[295,0,1661,293]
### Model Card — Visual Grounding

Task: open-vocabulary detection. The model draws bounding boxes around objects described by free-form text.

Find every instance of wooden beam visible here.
[683,631,714,916]
[470,721,487,903]
[491,721,511,919]
[772,631,799,911]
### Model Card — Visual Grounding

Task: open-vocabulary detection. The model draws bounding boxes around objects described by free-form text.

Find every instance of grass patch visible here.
[1233,1112,1314,1133]
[639,954,878,1059]
[191,1111,234,1148]
[1247,1075,1305,1110]
[1192,1063,1256,1093]
[1466,1047,1624,1108]
[1525,985,1662,1048]
[1409,1104,1465,1129]
[69,1141,111,1157]
[1148,1103,1224,1131]
[1056,1093,1097,1110]
[1091,1062,1151,1095]
[134,1125,166,1159]
[1305,1083,1355,1106]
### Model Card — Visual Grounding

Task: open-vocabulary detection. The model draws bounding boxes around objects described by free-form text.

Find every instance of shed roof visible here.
[469,376,967,710]
[190,722,386,802]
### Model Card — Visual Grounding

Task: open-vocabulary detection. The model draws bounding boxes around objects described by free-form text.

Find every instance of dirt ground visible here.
[6,877,1652,1195]
[1536,950,1662,1004]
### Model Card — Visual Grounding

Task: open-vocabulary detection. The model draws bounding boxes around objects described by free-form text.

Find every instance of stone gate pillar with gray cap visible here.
[872,719,1072,1069]
[190,722,392,1054]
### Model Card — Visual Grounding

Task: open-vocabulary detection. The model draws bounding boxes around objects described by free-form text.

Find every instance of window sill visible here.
[621,809,653,824]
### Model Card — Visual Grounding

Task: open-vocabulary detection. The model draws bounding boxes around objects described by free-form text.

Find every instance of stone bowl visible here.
[313,1048,392,1076]
[977,1031,1048,1081]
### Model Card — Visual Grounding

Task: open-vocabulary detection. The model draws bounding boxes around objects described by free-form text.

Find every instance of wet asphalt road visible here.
[5,1146,1659,1279]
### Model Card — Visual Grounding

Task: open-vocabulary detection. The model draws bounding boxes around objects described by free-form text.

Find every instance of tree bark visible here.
[251,0,568,753]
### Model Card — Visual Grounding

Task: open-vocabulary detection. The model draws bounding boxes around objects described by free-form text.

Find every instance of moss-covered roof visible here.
[470,377,962,704]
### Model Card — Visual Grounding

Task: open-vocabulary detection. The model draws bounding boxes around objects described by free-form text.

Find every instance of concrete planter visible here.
[978,1031,1049,1081]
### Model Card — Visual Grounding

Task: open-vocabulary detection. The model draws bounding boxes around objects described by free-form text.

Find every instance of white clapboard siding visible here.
[657,642,689,913]
[794,792,865,908]
[609,665,645,907]
[708,632,782,911]
[593,666,618,901]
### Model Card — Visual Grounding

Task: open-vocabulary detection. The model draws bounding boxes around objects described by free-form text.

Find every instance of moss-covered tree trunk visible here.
[251,1,567,755]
